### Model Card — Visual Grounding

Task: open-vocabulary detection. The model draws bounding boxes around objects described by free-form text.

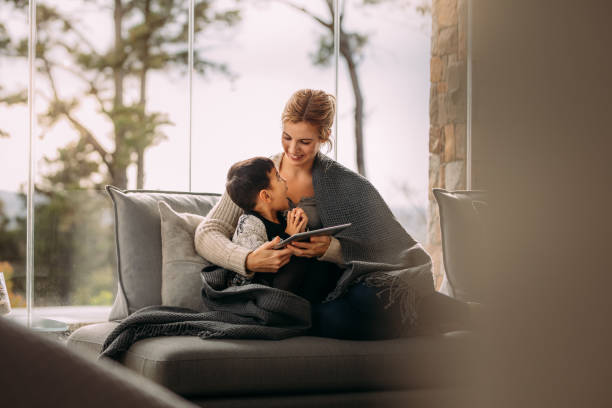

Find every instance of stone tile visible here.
[438,26,458,55]
[429,127,442,153]
[447,92,467,122]
[437,93,448,124]
[431,56,444,82]
[436,0,458,27]
[455,123,467,160]
[445,160,466,191]
[431,19,439,56]
[429,93,439,126]
[437,81,448,94]
[428,153,441,192]
[444,124,455,162]
[447,60,466,93]
[458,0,468,60]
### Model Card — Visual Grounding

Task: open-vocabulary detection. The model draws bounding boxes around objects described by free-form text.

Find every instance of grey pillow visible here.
[106,186,220,320]
[433,188,488,303]
[159,202,207,311]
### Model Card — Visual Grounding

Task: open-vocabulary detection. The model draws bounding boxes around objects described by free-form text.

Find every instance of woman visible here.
[195,89,469,339]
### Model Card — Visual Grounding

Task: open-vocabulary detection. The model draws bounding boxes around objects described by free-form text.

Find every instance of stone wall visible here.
[427,0,468,289]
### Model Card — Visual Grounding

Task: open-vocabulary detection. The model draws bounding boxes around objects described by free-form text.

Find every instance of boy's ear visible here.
[259,189,271,202]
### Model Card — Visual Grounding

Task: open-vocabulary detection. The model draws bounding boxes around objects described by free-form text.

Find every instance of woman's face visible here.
[281,121,322,167]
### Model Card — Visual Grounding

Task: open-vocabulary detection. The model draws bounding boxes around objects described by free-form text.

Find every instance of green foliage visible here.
[2,0,242,188]
[0,0,243,305]
[0,201,23,262]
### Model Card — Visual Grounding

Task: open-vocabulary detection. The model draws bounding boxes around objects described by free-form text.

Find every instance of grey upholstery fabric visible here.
[106,186,220,320]
[159,202,207,311]
[69,322,473,397]
[1,318,197,408]
[433,189,488,302]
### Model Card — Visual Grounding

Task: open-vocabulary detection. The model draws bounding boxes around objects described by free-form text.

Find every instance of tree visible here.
[0,0,242,304]
[275,0,431,177]
[275,0,368,176]
[2,0,241,189]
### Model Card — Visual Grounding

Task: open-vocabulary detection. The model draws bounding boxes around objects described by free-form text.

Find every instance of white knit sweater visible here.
[194,153,344,277]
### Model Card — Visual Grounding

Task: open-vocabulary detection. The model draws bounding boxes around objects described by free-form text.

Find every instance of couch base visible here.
[190,388,471,408]
[68,322,475,403]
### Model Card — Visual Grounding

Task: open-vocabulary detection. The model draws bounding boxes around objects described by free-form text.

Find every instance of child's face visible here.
[265,168,290,212]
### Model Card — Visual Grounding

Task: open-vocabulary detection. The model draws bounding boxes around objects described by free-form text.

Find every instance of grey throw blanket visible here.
[100,264,310,360]
[101,152,434,360]
[313,152,435,323]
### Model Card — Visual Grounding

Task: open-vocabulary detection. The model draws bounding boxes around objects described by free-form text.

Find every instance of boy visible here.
[225,156,313,296]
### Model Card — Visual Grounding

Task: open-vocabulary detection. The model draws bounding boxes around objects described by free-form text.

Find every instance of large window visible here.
[0,0,431,317]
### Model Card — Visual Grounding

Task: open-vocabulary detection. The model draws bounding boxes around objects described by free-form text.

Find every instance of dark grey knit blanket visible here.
[101,152,434,360]
[100,263,311,360]
[313,152,435,323]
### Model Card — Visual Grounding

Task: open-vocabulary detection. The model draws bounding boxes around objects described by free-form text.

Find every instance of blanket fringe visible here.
[363,273,419,327]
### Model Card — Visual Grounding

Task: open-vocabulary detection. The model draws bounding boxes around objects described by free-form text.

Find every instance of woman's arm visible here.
[318,236,344,264]
[194,191,252,275]
[289,235,345,265]
[194,191,295,275]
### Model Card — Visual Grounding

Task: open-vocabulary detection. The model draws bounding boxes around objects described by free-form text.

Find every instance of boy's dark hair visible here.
[226,157,276,211]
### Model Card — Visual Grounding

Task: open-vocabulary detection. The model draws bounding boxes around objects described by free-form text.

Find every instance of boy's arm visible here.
[232,215,270,253]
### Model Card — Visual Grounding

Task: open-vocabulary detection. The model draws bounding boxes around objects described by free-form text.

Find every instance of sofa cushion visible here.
[159,202,207,311]
[68,323,473,397]
[433,189,488,302]
[106,186,220,320]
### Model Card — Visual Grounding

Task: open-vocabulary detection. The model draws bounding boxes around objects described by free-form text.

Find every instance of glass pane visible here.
[0,0,29,312]
[337,0,430,243]
[31,0,190,309]
[192,0,335,194]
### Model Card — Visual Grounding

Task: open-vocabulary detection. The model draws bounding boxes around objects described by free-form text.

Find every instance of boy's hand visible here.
[285,207,308,235]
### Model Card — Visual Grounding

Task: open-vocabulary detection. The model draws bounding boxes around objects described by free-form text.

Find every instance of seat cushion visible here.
[159,202,207,311]
[106,186,220,320]
[68,323,474,398]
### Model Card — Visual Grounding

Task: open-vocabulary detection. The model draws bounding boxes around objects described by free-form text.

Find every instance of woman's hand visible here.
[285,207,308,235]
[245,237,293,273]
[289,235,331,258]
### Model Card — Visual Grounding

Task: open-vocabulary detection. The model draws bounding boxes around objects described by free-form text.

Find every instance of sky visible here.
[0,0,431,209]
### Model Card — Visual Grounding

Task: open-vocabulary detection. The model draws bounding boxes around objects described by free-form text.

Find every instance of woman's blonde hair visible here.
[281,89,336,148]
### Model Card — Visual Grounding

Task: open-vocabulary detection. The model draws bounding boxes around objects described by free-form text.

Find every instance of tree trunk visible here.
[340,33,367,177]
[110,163,128,190]
[136,0,151,190]
[136,146,145,189]
[111,0,128,189]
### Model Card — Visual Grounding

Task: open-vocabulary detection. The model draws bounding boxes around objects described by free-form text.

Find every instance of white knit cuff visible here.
[318,236,344,265]
[227,245,255,278]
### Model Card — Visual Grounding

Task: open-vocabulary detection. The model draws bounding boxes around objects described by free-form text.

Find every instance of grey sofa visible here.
[66,187,478,407]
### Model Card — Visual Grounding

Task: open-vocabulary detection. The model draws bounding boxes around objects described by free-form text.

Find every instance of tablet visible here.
[273,223,352,249]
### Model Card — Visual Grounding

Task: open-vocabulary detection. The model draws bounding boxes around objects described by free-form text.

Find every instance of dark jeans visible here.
[264,257,341,304]
[312,283,470,340]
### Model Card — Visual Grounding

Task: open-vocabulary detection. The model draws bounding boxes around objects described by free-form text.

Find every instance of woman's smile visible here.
[288,153,304,161]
